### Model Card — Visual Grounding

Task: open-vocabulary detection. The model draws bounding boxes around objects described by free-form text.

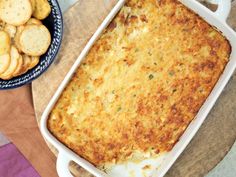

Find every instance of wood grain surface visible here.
[32,1,236,176]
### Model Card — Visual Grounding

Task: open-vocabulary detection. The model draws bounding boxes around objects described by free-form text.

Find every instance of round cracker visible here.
[18,54,32,75]
[26,18,42,25]
[0,53,11,74]
[19,25,51,56]
[30,0,36,13]
[33,0,51,20]
[0,30,11,55]
[28,56,40,69]
[0,46,19,80]
[14,26,25,53]
[13,55,23,77]
[4,24,17,38]
[0,0,33,26]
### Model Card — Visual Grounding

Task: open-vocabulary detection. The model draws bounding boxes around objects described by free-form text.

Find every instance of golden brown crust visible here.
[48,0,231,167]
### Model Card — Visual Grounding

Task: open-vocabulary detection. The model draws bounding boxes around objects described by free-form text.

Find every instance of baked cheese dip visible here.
[48,0,231,169]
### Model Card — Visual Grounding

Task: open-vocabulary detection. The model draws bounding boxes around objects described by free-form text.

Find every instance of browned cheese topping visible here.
[48,0,231,167]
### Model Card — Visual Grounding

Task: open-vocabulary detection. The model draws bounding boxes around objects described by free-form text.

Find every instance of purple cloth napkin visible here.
[0,143,40,177]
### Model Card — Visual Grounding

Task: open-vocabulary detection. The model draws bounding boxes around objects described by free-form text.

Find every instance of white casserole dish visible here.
[40,0,236,176]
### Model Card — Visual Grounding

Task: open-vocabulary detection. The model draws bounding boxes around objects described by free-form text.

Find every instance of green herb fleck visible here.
[169,71,175,76]
[112,90,115,94]
[133,94,136,97]
[148,51,152,56]
[117,107,122,112]
[135,48,139,52]
[154,62,157,65]
[149,74,154,80]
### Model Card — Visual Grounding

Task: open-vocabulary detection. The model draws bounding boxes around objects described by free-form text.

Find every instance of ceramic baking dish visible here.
[40,0,236,176]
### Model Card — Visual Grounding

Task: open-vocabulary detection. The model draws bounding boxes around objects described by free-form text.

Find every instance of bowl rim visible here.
[0,0,64,90]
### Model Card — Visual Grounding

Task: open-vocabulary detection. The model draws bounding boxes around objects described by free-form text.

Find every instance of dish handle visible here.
[56,151,74,177]
[204,0,231,22]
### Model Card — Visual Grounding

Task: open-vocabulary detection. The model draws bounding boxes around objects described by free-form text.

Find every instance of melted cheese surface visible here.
[48,0,231,167]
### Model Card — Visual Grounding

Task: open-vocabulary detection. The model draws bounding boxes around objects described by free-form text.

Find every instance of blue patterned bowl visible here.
[0,0,63,90]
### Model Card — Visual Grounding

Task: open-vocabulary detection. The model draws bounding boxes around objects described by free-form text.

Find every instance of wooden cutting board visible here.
[32,1,236,176]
